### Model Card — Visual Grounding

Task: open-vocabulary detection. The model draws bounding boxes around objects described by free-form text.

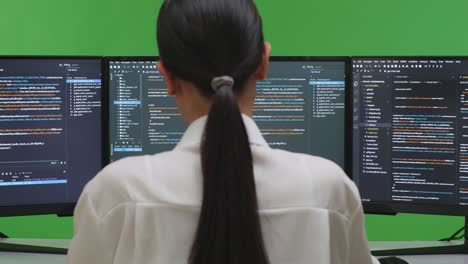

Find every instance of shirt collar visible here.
[175,114,269,150]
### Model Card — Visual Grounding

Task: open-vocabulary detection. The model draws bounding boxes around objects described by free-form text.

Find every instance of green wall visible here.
[1,0,467,241]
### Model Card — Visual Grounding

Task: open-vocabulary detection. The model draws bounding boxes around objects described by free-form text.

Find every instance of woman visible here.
[67,0,378,263]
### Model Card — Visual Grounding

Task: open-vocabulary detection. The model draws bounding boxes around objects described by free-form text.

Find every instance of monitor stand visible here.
[372,217,468,256]
[0,232,67,255]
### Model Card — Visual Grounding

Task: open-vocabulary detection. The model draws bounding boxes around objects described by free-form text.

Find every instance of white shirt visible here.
[67,115,379,264]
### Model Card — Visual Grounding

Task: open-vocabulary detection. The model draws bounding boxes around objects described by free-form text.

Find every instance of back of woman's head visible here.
[157,0,269,264]
[157,0,264,95]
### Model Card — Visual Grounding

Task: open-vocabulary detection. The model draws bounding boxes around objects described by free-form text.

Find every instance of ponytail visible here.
[156,0,268,263]
[189,76,269,264]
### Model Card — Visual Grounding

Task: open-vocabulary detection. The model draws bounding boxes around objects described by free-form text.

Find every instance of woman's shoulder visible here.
[80,152,177,216]
[257,149,361,217]
[261,148,348,183]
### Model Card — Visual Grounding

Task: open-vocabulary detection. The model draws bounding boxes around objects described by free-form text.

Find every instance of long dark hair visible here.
[157,0,268,263]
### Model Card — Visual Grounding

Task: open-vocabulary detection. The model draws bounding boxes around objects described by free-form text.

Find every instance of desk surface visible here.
[1,239,468,263]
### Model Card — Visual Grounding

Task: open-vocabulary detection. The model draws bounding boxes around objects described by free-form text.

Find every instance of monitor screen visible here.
[352,57,468,207]
[108,57,346,168]
[0,58,102,207]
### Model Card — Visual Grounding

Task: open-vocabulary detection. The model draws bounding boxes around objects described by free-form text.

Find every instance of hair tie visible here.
[211,76,234,92]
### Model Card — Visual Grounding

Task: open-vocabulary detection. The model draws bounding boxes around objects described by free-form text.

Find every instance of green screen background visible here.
[0,0,467,241]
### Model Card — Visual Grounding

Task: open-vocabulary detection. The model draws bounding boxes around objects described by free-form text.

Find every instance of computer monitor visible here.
[106,57,348,170]
[0,57,103,217]
[351,57,468,217]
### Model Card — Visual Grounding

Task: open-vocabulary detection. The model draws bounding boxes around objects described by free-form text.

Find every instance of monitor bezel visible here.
[103,56,352,175]
[0,56,105,217]
[350,56,468,216]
